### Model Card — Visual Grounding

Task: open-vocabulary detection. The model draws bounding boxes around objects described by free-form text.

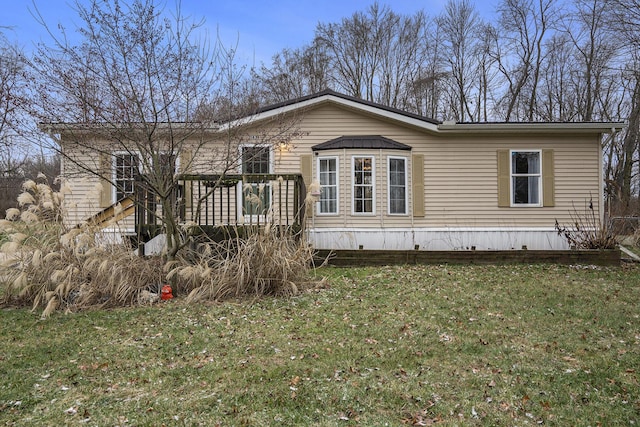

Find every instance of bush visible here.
[0,178,319,317]
[555,198,618,249]
[0,177,165,316]
[167,225,317,303]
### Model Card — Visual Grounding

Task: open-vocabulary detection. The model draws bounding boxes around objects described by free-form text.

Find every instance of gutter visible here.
[437,121,626,134]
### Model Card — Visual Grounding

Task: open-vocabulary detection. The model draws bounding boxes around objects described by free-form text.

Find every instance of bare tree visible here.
[29,0,288,260]
[493,0,556,121]
[312,2,433,112]
[0,31,31,175]
[252,41,331,104]
[411,24,449,119]
[562,0,619,121]
[437,0,482,122]
[474,22,500,121]
[605,0,640,212]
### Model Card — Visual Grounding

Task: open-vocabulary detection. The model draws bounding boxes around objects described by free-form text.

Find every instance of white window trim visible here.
[238,143,274,174]
[351,155,376,216]
[510,149,542,208]
[317,156,339,216]
[237,144,273,221]
[387,156,408,215]
[112,151,141,203]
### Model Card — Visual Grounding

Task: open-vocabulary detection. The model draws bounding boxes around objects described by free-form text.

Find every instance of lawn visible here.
[1,263,639,426]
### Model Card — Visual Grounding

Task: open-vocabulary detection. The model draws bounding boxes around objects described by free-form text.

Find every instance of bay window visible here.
[352,156,374,214]
[318,157,338,214]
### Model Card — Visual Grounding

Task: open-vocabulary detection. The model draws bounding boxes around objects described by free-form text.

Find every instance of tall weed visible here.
[0,177,164,316]
[555,198,619,249]
[168,225,317,303]
[1,178,319,316]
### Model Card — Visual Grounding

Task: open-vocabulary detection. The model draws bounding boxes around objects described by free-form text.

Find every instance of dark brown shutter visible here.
[497,150,510,207]
[542,149,555,207]
[412,154,425,217]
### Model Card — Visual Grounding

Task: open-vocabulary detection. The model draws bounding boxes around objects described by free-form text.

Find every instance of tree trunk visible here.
[619,74,640,212]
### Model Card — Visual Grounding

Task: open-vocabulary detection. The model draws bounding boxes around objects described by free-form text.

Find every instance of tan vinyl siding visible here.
[60,103,604,231]
[61,142,135,228]
[419,137,599,227]
[280,104,601,228]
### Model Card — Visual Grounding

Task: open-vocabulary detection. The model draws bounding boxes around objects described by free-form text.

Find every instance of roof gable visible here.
[312,135,412,151]
[222,89,443,134]
[257,89,441,125]
[228,90,623,136]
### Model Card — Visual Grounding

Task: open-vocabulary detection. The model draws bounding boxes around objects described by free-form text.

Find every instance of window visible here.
[511,150,541,206]
[242,145,270,174]
[114,153,139,201]
[318,157,338,214]
[352,156,375,214]
[388,157,407,214]
[241,145,271,216]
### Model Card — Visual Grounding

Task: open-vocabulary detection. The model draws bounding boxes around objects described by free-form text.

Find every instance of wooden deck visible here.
[134,173,306,242]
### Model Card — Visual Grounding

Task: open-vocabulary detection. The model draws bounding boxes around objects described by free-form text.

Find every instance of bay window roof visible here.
[312,135,411,151]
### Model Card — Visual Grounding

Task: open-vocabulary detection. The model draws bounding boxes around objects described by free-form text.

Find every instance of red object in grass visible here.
[160,284,173,301]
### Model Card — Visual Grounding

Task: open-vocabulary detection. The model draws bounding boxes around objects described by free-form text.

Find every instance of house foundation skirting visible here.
[307,227,569,251]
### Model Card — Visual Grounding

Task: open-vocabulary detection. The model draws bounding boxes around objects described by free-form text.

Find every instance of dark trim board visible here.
[314,249,621,267]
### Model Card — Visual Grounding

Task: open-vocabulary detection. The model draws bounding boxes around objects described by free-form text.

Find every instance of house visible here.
[54,90,624,251]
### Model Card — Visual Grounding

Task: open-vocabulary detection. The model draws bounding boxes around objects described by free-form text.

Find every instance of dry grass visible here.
[0,179,318,316]
[168,226,317,303]
[0,178,166,316]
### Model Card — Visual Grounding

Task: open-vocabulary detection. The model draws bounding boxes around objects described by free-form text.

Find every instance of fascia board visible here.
[437,122,626,134]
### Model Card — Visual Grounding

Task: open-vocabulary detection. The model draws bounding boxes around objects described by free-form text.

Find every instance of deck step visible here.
[81,196,135,229]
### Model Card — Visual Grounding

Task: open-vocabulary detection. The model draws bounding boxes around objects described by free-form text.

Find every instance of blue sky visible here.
[1,0,497,66]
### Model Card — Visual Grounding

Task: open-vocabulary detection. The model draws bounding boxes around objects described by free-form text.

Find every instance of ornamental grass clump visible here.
[0,177,164,317]
[167,225,317,303]
[1,178,320,316]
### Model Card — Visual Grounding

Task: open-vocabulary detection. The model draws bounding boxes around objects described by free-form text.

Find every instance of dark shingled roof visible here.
[312,135,412,151]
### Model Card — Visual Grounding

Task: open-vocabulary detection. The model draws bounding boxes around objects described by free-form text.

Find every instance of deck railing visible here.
[134,174,306,240]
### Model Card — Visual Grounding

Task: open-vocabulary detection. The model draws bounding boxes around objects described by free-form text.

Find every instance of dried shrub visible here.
[167,226,317,303]
[555,198,619,249]
[1,178,321,316]
[0,178,164,317]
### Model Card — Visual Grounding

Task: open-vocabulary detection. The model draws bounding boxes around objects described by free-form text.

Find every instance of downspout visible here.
[343,148,347,228]
[379,149,384,228]
[410,151,415,248]
[601,128,616,228]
